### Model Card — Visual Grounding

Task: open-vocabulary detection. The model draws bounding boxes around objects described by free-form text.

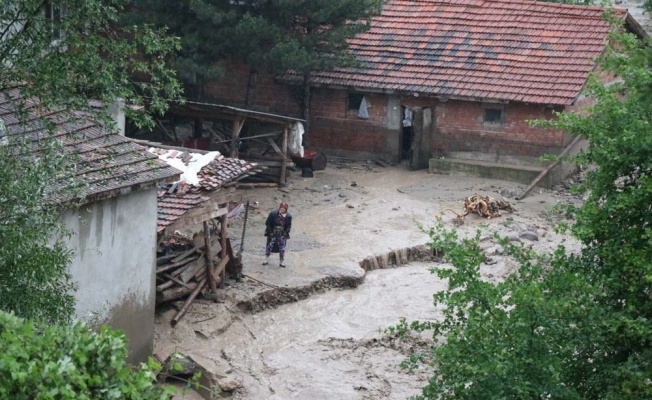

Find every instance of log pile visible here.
[156,227,238,326]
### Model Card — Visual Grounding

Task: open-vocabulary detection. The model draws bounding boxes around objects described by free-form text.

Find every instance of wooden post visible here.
[203,221,217,293]
[171,278,207,327]
[230,116,245,158]
[280,125,289,184]
[515,135,583,200]
[220,213,228,288]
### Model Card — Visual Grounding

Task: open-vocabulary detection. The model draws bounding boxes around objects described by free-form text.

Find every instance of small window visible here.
[348,93,364,111]
[484,108,503,124]
[45,1,64,41]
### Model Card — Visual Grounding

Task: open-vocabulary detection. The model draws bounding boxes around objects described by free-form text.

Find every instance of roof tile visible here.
[305,0,627,105]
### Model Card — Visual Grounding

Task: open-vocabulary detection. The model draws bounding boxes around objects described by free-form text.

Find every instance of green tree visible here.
[1,0,182,128]
[391,19,652,400]
[0,0,182,325]
[126,0,384,107]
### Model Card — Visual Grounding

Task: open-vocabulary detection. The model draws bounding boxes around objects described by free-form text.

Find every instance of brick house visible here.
[204,0,645,179]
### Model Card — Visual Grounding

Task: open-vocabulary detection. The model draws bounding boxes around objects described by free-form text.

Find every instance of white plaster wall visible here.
[60,188,158,362]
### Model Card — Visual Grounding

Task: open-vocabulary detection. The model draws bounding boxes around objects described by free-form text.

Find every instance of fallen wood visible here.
[156,254,178,266]
[162,273,195,290]
[172,278,207,326]
[516,135,582,200]
[374,159,390,168]
[157,282,198,303]
[242,273,279,289]
[179,258,206,283]
[193,264,207,281]
[156,256,199,275]
[156,280,175,292]
[213,255,230,281]
[171,247,199,264]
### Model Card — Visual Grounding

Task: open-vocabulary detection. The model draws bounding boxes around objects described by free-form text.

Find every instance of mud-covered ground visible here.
[155,159,584,399]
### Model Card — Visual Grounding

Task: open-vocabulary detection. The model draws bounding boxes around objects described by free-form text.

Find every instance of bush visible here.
[0,311,174,400]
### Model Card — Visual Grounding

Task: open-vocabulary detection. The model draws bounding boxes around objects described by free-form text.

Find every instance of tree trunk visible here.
[245,68,258,108]
[302,74,311,146]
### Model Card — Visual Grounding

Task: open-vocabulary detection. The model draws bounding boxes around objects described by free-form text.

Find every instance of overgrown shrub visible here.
[0,311,174,400]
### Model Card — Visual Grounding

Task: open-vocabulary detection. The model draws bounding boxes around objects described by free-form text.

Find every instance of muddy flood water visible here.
[188,263,444,400]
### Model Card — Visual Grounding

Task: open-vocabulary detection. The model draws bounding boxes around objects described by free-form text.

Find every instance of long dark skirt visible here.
[265,235,287,261]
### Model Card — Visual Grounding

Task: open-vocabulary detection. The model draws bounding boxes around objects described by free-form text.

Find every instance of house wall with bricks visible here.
[198,65,606,165]
[305,86,570,164]
[202,62,302,118]
[308,88,399,159]
[61,188,159,364]
[431,99,567,165]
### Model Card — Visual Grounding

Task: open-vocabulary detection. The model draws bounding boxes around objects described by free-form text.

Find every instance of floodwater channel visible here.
[194,263,445,400]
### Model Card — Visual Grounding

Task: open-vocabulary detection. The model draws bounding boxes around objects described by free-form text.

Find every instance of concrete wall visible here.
[60,188,158,363]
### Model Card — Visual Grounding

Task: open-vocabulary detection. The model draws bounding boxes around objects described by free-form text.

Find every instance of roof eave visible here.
[307,83,570,107]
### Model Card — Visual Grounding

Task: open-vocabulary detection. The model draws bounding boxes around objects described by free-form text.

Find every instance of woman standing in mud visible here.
[263,201,292,267]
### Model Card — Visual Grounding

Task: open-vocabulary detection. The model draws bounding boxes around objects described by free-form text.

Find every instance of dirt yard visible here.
[155,158,583,399]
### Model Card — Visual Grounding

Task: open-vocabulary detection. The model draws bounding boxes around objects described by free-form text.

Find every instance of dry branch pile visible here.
[443,194,514,225]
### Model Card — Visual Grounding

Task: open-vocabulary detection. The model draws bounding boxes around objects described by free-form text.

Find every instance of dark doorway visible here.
[401,106,413,160]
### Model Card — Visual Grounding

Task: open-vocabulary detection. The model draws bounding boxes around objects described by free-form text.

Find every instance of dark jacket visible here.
[265,209,292,238]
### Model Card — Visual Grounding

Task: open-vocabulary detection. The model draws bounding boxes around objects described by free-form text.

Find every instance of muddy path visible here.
[155,160,583,399]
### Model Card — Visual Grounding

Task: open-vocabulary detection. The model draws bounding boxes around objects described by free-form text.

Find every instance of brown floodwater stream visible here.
[195,263,444,400]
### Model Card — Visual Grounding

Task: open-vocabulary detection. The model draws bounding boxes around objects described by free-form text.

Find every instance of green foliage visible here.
[0,0,184,324]
[0,138,77,325]
[1,0,183,129]
[0,310,174,399]
[127,0,384,91]
[391,20,652,400]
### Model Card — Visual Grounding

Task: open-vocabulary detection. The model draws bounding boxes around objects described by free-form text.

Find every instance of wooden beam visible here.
[203,221,218,293]
[280,125,289,184]
[265,137,286,159]
[220,215,228,288]
[231,116,246,158]
[163,204,228,233]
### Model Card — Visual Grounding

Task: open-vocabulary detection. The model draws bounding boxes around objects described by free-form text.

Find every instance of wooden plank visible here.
[220,215,228,288]
[213,255,230,281]
[204,221,218,293]
[231,116,245,158]
[164,206,228,232]
[171,247,199,263]
[179,258,207,283]
[281,125,289,183]
[162,273,195,290]
[157,282,198,304]
[156,256,199,275]
[266,137,287,160]
[156,280,174,292]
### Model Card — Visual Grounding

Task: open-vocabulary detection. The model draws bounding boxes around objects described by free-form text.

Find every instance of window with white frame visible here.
[45,1,65,41]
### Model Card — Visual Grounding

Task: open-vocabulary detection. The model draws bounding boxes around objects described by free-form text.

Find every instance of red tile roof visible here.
[307,0,630,105]
[156,191,208,233]
[150,147,263,232]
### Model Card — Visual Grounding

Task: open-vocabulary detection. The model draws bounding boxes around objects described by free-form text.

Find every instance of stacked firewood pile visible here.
[156,228,240,325]
[156,234,222,303]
